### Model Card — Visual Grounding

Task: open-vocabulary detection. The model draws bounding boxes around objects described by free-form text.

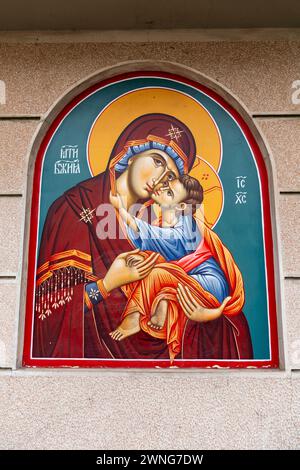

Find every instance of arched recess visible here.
[19,61,284,369]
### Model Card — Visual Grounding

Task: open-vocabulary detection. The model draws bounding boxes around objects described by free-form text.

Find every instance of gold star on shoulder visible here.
[79,207,96,224]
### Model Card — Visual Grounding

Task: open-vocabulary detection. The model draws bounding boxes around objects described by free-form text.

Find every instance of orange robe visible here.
[122,224,245,362]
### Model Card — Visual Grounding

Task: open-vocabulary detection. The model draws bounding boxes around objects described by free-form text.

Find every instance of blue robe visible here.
[127,215,229,303]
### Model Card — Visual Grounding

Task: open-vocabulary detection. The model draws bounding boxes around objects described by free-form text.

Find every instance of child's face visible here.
[151,178,188,209]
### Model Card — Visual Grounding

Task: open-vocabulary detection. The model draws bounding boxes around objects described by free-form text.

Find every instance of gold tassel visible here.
[36,266,87,321]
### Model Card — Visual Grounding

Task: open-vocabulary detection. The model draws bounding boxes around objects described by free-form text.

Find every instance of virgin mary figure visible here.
[33,113,253,362]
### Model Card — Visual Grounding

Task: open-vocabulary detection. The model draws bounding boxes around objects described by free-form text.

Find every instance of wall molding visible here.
[0,28,299,44]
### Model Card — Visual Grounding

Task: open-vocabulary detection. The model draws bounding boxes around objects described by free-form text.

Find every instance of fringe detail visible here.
[35,266,89,320]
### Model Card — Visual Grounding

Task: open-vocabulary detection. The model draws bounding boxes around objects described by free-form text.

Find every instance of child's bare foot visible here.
[109,311,140,341]
[147,299,168,330]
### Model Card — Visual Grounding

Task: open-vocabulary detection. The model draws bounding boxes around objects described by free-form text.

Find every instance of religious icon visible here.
[23,72,279,368]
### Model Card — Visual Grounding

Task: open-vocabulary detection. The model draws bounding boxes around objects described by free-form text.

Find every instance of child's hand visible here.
[110,192,123,210]
[126,253,146,267]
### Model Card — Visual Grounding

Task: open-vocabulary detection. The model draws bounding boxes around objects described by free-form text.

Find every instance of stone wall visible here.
[0,37,299,449]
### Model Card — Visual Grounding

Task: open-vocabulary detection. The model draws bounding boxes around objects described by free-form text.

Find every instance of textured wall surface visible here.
[0,373,298,450]
[0,38,299,449]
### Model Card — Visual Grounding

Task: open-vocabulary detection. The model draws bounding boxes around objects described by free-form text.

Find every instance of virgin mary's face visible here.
[127,149,180,200]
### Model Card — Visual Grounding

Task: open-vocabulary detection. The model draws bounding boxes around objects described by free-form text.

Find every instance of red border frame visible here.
[22,71,279,369]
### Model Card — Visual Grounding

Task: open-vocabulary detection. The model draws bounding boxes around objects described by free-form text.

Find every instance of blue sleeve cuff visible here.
[84,281,104,314]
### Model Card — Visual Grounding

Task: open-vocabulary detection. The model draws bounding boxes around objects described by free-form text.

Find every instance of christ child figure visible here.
[109,174,231,361]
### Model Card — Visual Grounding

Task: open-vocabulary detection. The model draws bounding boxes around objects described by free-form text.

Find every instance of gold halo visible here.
[88,87,223,228]
[191,158,223,229]
[88,87,222,175]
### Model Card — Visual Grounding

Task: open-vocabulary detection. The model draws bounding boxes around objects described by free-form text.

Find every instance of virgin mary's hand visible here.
[177,283,231,323]
[103,249,159,293]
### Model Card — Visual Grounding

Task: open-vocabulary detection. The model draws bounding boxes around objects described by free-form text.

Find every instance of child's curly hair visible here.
[179,174,204,214]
